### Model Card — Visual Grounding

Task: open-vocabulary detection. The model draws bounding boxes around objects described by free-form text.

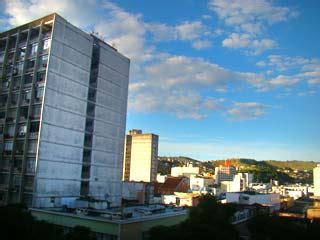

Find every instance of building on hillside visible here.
[189,175,215,191]
[162,192,200,207]
[215,161,237,183]
[0,13,130,207]
[171,165,199,178]
[224,191,281,212]
[221,173,253,192]
[314,164,320,197]
[157,177,189,195]
[123,129,159,182]
[249,183,272,193]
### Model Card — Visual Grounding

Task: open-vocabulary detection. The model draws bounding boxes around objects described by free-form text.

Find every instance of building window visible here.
[30,28,40,42]
[23,89,32,103]
[39,55,48,69]
[6,64,13,75]
[10,92,19,106]
[27,140,37,154]
[19,107,28,120]
[28,43,38,57]
[6,109,16,122]
[15,141,24,155]
[83,150,91,163]
[35,87,44,100]
[87,102,95,117]
[17,46,26,60]
[4,141,13,153]
[7,52,15,63]
[26,158,36,173]
[8,36,17,49]
[18,124,27,137]
[24,73,33,85]
[36,71,46,83]
[26,59,35,71]
[13,62,24,76]
[0,94,8,107]
[0,112,5,120]
[1,78,10,89]
[42,39,51,52]
[18,31,28,46]
[29,122,39,137]
[5,124,15,138]
[42,25,52,39]
[12,76,21,90]
[31,105,41,119]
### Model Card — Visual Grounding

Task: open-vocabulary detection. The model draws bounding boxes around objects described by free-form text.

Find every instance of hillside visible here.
[158,157,317,184]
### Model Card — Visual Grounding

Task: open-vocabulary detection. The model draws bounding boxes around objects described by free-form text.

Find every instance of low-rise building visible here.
[157,177,189,195]
[224,191,281,212]
[171,165,199,178]
[189,175,215,191]
[31,205,187,240]
[162,192,200,207]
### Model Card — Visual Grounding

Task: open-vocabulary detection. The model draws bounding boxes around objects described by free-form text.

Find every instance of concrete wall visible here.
[34,15,93,207]
[89,40,129,206]
[314,165,320,197]
[34,15,129,207]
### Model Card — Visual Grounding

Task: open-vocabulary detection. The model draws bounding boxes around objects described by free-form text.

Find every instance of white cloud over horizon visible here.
[1,0,318,121]
[209,0,299,55]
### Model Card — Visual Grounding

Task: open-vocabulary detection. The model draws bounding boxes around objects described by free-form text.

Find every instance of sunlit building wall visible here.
[0,13,130,207]
[314,164,320,197]
[123,129,158,182]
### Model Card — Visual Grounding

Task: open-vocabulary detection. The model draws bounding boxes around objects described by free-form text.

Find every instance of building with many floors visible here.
[0,13,130,207]
[123,129,158,182]
[314,164,320,197]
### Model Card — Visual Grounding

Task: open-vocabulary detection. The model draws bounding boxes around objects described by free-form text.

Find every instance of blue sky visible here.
[1,0,319,161]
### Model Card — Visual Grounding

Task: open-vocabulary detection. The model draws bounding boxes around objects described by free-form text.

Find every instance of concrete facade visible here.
[171,165,200,178]
[0,13,129,208]
[123,129,158,182]
[314,164,320,197]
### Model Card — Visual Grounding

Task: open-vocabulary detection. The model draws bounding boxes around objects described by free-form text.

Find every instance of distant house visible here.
[157,177,189,195]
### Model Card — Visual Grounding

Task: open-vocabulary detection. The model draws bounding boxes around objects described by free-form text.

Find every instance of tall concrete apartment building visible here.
[123,129,158,182]
[314,164,320,197]
[0,14,130,207]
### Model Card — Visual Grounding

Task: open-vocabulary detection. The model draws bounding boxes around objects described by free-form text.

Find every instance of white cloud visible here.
[297,90,316,97]
[257,55,310,71]
[191,40,212,49]
[222,33,277,55]
[176,21,205,41]
[209,0,298,55]
[209,0,298,32]
[147,20,212,50]
[227,102,267,121]
[269,75,300,87]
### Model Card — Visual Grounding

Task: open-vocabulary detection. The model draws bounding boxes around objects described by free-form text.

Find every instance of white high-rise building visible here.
[123,129,159,182]
[313,164,320,197]
[0,13,130,207]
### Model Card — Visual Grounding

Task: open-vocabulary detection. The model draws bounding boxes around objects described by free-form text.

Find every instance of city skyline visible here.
[1,0,319,161]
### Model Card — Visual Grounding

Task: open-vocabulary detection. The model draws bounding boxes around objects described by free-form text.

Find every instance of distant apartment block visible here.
[0,13,130,207]
[215,160,237,183]
[314,164,320,197]
[123,129,158,182]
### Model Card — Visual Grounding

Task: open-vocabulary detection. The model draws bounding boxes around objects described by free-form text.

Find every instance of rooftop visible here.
[31,204,187,224]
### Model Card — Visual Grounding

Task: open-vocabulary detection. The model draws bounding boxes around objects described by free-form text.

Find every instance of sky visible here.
[0,0,319,161]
